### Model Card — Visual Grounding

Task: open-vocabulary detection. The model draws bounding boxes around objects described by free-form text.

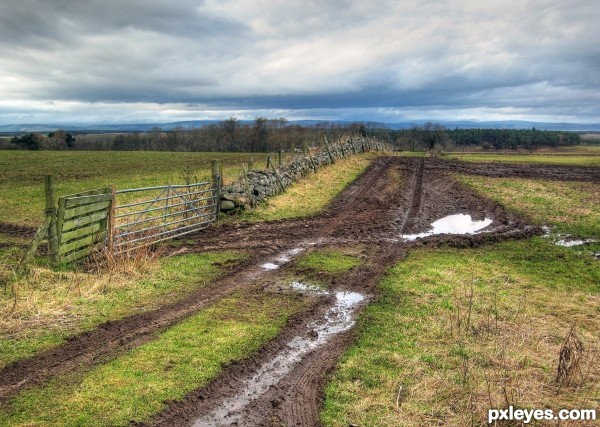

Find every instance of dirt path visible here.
[1,156,590,422]
[139,158,543,427]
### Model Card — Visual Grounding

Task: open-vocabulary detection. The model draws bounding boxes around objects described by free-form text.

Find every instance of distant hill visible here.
[1,119,600,134]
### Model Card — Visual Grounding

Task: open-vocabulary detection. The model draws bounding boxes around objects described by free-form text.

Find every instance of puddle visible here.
[290,281,329,295]
[261,262,279,270]
[542,226,598,248]
[193,291,365,427]
[402,214,493,241]
[261,247,306,270]
[554,237,598,248]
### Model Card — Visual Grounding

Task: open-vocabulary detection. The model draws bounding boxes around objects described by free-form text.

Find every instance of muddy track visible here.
[0,156,586,422]
[140,158,544,427]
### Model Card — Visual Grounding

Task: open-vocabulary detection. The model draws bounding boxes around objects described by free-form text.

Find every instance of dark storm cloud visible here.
[0,0,599,123]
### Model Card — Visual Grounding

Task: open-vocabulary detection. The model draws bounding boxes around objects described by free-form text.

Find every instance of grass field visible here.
[442,152,600,166]
[321,174,600,426]
[321,238,599,427]
[0,150,270,227]
[457,175,600,237]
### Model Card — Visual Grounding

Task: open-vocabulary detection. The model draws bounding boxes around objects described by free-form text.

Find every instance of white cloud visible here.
[0,0,599,124]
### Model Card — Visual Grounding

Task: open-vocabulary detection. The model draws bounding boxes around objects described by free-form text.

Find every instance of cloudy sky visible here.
[1,0,599,125]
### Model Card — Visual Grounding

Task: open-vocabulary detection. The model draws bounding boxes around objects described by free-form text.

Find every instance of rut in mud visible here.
[1,156,593,424]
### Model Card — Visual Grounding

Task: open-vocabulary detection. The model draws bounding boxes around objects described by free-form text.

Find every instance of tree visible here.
[11,133,40,150]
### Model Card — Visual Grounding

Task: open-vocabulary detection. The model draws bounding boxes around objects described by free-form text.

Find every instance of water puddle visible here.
[261,247,306,270]
[402,214,493,241]
[542,226,598,248]
[290,281,329,295]
[260,262,279,270]
[193,291,366,427]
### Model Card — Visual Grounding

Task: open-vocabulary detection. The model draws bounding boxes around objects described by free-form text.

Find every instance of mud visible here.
[0,222,36,240]
[1,156,595,424]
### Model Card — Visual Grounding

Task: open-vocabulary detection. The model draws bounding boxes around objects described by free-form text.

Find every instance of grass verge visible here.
[442,153,600,166]
[456,175,600,237]
[0,287,308,426]
[321,238,599,427]
[240,153,376,221]
[0,251,246,368]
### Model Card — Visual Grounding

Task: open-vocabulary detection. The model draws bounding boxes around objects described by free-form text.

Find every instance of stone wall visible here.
[219,136,389,211]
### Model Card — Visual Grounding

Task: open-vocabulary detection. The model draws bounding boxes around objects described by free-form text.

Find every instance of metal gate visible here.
[111,181,220,253]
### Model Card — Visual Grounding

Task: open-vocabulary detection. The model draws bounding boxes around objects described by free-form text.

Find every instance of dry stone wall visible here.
[220,136,388,211]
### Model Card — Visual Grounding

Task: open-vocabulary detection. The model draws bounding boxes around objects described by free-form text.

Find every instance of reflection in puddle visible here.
[290,281,329,295]
[193,291,365,427]
[261,262,279,270]
[261,247,306,270]
[402,214,493,241]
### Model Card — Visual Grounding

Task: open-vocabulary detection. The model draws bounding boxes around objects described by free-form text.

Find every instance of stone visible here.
[220,200,236,211]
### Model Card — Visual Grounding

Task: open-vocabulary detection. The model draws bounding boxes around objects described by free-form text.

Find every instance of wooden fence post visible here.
[266,155,272,169]
[248,156,254,172]
[211,160,221,217]
[278,149,283,166]
[339,138,346,158]
[45,175,59,265]
[324,136,335,164]
[107,186,116,252]
[305,144,317,173]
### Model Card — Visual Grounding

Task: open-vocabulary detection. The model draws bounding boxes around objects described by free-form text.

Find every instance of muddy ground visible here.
[0,156,597,426]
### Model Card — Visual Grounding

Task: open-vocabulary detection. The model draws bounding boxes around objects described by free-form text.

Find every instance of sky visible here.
[1,0,599,125]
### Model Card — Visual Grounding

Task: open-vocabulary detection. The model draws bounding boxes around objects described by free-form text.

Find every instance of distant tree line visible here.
[0,119,584,152]
[0,119,370,152]
[391,123,582,151]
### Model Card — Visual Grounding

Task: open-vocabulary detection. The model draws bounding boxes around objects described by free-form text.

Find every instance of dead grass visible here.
[0,249,246,368]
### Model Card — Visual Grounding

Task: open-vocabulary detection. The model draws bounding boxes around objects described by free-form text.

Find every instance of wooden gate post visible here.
[107,186,116,252]
[211,160,221,217]
[45,175,59,265]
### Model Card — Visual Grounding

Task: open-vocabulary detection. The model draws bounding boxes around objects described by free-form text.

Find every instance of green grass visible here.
[0,251,246,368]
[442,152,600,166]
[240,153,375,221]
[0,151,270,227]
[0,287,308,426]
[457,175,600,237]
[296,249,363,275]
[321,238,599,427]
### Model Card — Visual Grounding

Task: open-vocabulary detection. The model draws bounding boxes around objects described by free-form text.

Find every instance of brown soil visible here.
[0,156,594,425]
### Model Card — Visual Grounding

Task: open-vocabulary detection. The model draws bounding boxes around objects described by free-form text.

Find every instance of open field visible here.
[0,150,271,227]
[0,153,598,426]
[442,152,600,166]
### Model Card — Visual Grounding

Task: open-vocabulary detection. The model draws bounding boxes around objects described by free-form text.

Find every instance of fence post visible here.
[45,175,59,265]
[305,144,317,173]
[278,149,283,166]
[266,155,272,169]
[360,137,366,153]
[248,156,254,172]
[107,186,116,253]
[324,136,335,164]
[339,138,346,158]
[211,160,221,218]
